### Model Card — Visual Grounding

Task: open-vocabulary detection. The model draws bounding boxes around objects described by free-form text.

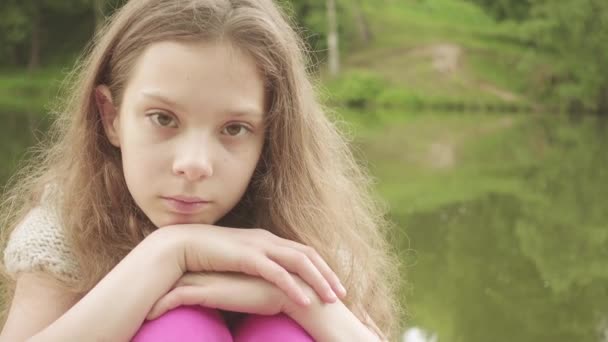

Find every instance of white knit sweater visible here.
[3,203,79,281]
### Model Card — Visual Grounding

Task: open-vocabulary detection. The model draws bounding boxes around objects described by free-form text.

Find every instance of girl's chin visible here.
[153,214,215,227]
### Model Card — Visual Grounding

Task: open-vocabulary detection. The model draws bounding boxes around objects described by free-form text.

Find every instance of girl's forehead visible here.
[122,40,266,116]
[128,40,258,87]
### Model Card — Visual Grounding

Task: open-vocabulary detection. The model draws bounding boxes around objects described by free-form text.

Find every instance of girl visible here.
[0,0,402,341]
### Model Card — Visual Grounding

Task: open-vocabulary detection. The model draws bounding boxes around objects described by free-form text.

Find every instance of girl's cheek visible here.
[132,124,172,145]
[126,112,168,141]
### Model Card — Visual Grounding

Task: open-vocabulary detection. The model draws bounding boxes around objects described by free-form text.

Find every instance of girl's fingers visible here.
[267,246,337,303]
[147,286,208,320]
[279,239,347,299]
[147,273,290,320]
[251,257,311,307]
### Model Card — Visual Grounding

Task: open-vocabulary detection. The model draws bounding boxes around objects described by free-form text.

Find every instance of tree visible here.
[326,0,340,77]
[466,0,531,21]
[0,3,29,66]
[283,0,374,75]
[531,0,608,114]
[0,0,98,69]
[469,0,608,114]
[352,0,372,45]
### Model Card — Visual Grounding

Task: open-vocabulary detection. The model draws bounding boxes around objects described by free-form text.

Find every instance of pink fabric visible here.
[132,306,232,342]
[233,313,314,342]
[131,306,315,342]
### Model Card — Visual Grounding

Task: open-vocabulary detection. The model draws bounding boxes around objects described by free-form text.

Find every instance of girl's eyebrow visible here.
[141,90,186,112]
[140,90,263,119]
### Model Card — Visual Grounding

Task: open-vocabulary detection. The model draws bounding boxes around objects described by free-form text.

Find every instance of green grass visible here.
[0,0,551,115]
[332,0,552,109]
[361,0,496,47]
[0,68,65,115]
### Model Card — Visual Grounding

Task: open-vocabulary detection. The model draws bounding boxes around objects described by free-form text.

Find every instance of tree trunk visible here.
[27,9,41,71]
[327,0,340,77]
[353,0,372,45]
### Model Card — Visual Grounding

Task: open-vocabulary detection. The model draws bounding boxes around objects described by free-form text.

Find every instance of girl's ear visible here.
[95,85,121,147]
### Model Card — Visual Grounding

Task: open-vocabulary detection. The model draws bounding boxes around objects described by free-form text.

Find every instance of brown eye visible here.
[150,113,178,128]
[222,124,250,137]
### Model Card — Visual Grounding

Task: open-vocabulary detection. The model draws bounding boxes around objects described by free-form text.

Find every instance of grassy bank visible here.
[0,0,551,116]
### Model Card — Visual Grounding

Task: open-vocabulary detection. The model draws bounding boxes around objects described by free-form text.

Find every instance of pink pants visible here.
[131,306,315,342]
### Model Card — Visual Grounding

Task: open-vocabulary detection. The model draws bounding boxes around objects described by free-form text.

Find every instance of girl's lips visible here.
[167,195,209,203]
[162,197,211,214]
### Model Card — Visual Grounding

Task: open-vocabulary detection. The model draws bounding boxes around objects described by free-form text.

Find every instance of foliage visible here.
[325,70,388,109]
[468,0,608,113]
[0,0,371,71]
[280,0,371,65]
[525,0,608,113]
[0,0,124,68]
[466,0,532,21]
[0,68,63,114]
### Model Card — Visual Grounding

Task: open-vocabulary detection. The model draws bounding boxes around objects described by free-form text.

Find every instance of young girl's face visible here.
[100,40,266,227]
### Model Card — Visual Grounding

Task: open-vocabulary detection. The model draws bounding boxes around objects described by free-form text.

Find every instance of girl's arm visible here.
[0,273,81,342]
[288,276,386,341]
[2,224,342,341]
[14,229,183,341]
[287,290,385,341]
[3,229,199,341]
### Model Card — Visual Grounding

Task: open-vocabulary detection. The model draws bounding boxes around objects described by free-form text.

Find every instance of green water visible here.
[378,114,608,342]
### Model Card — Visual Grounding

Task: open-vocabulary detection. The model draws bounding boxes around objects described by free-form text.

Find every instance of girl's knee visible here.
[232,314,314,342]
[132,305,232,342]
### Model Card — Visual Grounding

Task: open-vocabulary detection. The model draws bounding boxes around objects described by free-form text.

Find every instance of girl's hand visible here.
[161,224,346,308]
[146,272,381,342]
[145,271,297,320]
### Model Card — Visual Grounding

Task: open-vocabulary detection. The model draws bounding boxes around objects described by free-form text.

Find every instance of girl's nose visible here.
[172,140,214,182]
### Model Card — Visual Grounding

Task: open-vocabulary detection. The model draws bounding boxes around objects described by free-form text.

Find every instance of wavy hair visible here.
[0,0,403,337]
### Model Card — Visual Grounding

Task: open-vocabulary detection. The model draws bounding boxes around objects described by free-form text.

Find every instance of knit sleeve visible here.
[3,205,79,282]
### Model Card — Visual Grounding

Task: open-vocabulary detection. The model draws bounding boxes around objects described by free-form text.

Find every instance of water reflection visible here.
[403,327,438,342]
[395,115,608,342]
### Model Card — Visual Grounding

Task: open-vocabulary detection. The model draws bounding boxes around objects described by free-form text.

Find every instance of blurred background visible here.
[1,0,607,341]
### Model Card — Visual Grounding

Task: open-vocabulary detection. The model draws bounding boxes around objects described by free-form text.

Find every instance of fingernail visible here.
[338,283,347,296]
[301,295,311,306]
[327,289,337,301]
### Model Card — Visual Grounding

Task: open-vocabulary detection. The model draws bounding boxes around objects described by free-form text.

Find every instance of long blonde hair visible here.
[0,0,403,337]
